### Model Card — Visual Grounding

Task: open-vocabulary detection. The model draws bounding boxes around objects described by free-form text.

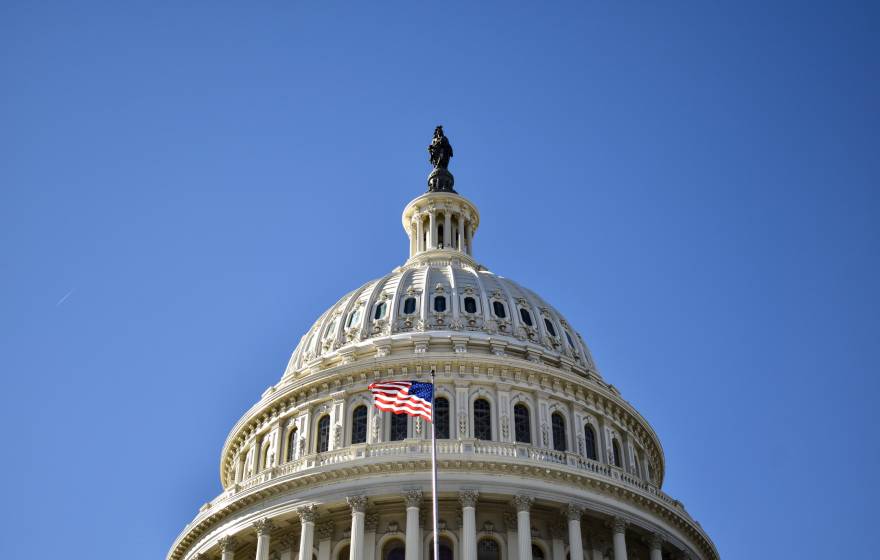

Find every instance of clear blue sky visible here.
[2,2,877,558]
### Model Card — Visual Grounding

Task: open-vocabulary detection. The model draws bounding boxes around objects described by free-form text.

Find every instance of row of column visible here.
[412,210,473,255]
[209,493,674,560]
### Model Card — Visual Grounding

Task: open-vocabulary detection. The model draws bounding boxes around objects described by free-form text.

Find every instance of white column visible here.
[566,505,584,560]
[218,536,238,560]
[416,217,425,253]
[405,489,423,560]
[254,518,275,560]
[297,505,318,560]
[317,522,333,560]
[428,212,436,249]
[456,215,464,251]
[551,528,565,560]
[503,513,519,560]
[611,517,627,560]
[410,221,417,256]
[460,490,479,560]
[443,212,452,248]
[649,532,663,560]
[364,514,378,560]
[513,495,533,560]
[348,496,368,560]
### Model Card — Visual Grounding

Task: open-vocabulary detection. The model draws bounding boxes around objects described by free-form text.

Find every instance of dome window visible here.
[463,296,477,314]
[389,412,408,441]
[551,412,567,452]
[403,297,417,315]
[564,330,575,347]
[435,397,450,439]
[584,424,597,461]
[473,398,491,440]
[286,426,298,462]
[492,301,507,319]
[612,438,623,468]
[316,415,331,453]
[346,308,362,328]
[513,403,531,444]
[351,405,368,445]
[434,296,447,313]
[374,301,387,320]
[544,318,557,337]
[477,539,500,560]
[519,307,533,326]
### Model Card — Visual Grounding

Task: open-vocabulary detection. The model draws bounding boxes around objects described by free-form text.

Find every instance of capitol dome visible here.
[168,131,718,560]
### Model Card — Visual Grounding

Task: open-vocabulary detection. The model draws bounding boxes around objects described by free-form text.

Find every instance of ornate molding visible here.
[404,488,423,508]
[217,536,237,552]
[253,517,275,535]
[296,504,318,523]
[513,495,533,512]
[565,504,583,521]
[458,489,479,508]
[347,495,368,513]
[316,521,334,540]
[365,512,379,531]
[612,516,628,534]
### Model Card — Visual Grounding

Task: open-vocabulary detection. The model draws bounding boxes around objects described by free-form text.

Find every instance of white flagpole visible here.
[430,369,440,560]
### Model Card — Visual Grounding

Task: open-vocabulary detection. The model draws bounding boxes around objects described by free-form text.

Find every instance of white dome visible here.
[284,262,597,378]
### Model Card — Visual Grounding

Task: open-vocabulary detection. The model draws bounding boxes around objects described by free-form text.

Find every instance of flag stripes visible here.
[369,380,433,422]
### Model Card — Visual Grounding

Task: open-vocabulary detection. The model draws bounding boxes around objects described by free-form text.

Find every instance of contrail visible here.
[56,288,75,306]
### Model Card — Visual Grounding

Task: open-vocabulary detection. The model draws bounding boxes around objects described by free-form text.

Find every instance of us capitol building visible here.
[167,128,719,560]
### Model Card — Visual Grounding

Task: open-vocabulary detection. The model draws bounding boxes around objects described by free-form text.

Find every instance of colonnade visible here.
[205,492,683,560]
[409,206,475,256]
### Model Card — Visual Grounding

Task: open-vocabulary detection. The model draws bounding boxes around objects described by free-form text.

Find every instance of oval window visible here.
[464,296,477,314]
[492,301,506,318]
[519,308,533,326]
[434,296,447,313]
[403,297,417,315]
[544,318,557,337]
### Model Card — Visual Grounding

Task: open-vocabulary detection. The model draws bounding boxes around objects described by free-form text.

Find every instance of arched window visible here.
[435,397,450,439]
[286,426,298,462]
[437,223,444,248]
[532,544,546,560]
[543,318,557,337]
[346,307,361,328]
[261,444,271,470]
[463,296,477,314]
[337,545,350,560]
[351,405,368,444]
[383,541,406,560]
[390,412,408,441]
[492,301,507,318]
[612,438,623,468]
[514,403,531,443]
[519,307,533,326]
[316,415,330,453]
[565,330,575,348]
[634,451,642,477]
[374,301,387,320]
[551,412,567,452]
[473,399,491,440]
[403,297,417,315]
[434,296,447,312]
[583,424,597,461]
[478,538,500,560]
[428,539,454,560]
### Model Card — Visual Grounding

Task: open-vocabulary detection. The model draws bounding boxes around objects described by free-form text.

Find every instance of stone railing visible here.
[216,439,686,518]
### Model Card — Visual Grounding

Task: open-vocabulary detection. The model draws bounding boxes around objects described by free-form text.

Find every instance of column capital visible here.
[404,488,423,508]
[611,516,628,534]
[347,495,368,513]
[649,532,665,550]
[296,504,318,523]
[565,504,583,521]
[513,495,533,512]
[459,489,479,508]
[253,518,275,535]
[217,535,238,552]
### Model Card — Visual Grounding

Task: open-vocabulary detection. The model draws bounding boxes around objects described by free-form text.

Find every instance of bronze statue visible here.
[428,126,453,170]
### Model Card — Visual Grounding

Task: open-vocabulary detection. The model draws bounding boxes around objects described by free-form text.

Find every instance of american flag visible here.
[368,380,434,422]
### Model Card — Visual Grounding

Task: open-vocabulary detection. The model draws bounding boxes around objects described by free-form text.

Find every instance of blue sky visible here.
[2,1,878,558]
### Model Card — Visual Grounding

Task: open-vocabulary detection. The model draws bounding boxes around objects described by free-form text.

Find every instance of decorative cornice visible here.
[404,488,423,508]
[513,495,533,512]
[347,495,368,513]
[253,518,275,535]
[458,489,479,508]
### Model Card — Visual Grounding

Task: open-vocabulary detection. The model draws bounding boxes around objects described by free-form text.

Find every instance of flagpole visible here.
[430,369,440,560]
